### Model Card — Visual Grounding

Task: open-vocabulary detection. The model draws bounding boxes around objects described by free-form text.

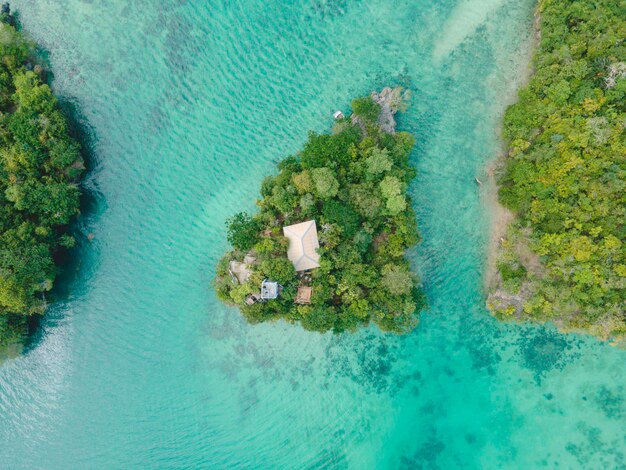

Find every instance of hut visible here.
[282,220,320,272]
[295,286,312,305]
[260,279,279,300]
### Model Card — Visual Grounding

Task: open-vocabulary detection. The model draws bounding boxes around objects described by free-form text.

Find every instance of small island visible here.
[214,87,425,333]
[0,5,84,349]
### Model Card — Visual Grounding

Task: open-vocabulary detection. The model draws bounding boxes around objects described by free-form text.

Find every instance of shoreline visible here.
[483,163,515,291]
[483,5,541,293]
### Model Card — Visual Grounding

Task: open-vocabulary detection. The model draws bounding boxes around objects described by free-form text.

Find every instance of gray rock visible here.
[371,86,409,133]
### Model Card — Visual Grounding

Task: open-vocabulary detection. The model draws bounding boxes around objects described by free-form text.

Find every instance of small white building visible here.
[260,279,279,300]
[283,220,320,272]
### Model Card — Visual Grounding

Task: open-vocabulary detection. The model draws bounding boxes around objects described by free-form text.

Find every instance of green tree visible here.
[226,212,261,251]
[351,96,381,123]
[349,183,382,219]
[381,264,413,296]
[380,176,402,199]
[365,147,392,177]
[259,256,296,284]
[311,167,339,199]
[300,305,336,332]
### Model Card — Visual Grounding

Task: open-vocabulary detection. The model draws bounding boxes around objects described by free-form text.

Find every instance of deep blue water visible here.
[1,1,625,468]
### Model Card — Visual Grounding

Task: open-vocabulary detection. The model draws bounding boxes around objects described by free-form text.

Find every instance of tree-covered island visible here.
[0,5,85,349]
[488,0,626,342]
[215,87,426,333]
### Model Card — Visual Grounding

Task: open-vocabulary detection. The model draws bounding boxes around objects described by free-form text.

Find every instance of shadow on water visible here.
[51,98,106,288]
[19,36,106,354]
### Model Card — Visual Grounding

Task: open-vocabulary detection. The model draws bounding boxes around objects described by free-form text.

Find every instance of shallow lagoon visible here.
[1,0,625,467]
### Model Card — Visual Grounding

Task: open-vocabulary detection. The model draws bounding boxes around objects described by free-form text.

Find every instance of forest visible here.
[0,10,84,346]
[215,88,425,333]
[488,0,626,341]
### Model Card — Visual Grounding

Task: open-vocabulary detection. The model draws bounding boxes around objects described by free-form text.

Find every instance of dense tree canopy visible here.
[0,16,84,346]
[488,0,626,341]
[215,89,425,334]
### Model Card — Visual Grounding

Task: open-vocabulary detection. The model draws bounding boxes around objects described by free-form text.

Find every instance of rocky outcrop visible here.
[350,86,410,135]
[370,86,409,133]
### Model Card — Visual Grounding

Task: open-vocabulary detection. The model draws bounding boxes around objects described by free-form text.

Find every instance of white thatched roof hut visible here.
[282,220,320,272]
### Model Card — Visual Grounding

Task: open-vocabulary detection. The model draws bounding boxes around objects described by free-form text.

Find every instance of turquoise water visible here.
[1,0,625,468]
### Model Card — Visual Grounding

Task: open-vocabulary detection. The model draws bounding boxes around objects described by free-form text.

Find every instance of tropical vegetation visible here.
[215,88,425,333]
[488,0,626,341]
[0,10,84,346]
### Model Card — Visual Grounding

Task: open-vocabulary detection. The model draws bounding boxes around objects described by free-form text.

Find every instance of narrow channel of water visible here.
[1,1,625,467]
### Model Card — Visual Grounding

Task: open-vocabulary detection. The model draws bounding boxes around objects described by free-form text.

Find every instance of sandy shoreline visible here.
[482,7,541,293]
[483,163,515,291]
